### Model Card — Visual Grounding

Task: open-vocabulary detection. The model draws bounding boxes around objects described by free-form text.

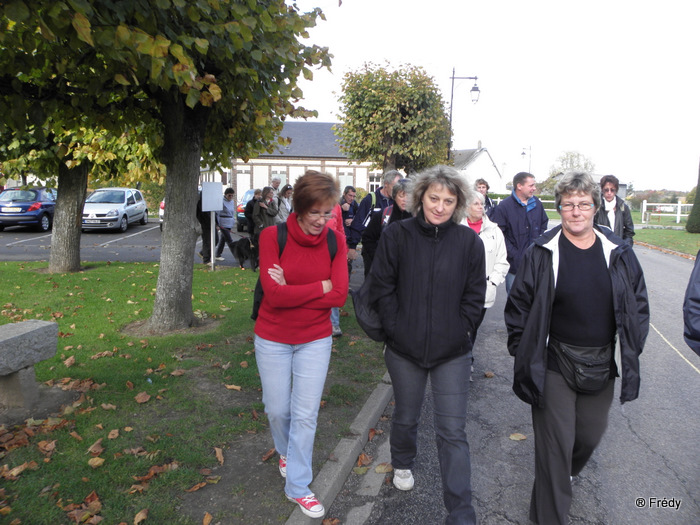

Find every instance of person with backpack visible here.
[347,170,402,277]
[254,170,348,520]
[361,178,412,274]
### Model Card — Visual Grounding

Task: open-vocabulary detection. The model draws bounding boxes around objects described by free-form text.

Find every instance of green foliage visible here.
[336,63,451,172]
[687,186,696,204]
[686,166,700,233]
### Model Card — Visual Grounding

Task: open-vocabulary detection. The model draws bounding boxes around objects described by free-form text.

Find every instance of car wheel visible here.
[159,223,163,232]
[237,222,244,232]
[140,210,148,225]
[36,213,51,232]
[119,216,128,233]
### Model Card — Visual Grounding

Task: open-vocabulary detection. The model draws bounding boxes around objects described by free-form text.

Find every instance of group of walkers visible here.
[248,165,649,524]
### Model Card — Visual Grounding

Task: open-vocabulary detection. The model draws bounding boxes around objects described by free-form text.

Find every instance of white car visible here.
[82,188,148,232]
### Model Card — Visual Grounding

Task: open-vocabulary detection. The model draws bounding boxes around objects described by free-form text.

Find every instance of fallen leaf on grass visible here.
[224,384,241,391]
[509,433,527,441]
[262,448,276,462]
[101,403,117,410]
[133,461,179,482]
[203,512,213,525]
[214,447,224,465]
[240,361,248,368]
[352,466,369,475]
[87,439,104,456]
[185,482,207,492]
[170,369,185,376]
[375,462,393,473]
[126,381,134,390]
[38,440,56,456]
[64,355,76,367]
[69,431,83,441]
[88,457,105,468]
[134,508,148,524]
[135,392,151,404]
[108,429,119,440]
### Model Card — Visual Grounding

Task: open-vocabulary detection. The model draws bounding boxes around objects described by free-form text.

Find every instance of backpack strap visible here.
[326,229,337,260]
[276,223,287,257]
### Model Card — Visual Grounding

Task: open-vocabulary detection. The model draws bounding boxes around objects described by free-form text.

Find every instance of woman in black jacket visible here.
[360,178,412,273]
[370,165,486,525]
[505,172,649,525]
[593,174,634,245]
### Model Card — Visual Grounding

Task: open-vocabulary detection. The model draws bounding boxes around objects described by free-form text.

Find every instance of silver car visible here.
[82,188,148,232]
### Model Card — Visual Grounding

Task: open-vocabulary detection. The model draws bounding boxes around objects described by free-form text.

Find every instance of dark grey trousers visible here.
[529,370,615,525]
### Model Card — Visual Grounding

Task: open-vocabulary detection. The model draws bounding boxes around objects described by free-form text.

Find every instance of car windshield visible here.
[0,190,39,202]
[239,189,256,206]
[87,190,125,204]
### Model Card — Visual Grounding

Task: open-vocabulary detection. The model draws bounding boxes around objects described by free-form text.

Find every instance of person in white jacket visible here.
[462,191,509,342]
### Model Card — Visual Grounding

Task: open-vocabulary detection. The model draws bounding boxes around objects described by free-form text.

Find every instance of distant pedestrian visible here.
[474,178,495,217]
[348,170,403,277]
[244,189,262,235]
[270,175,282,197]
[196,189,218,264]
[370,165,486,524]
[340,185,359,277]
[254,170,348,519]
[276,184,294,224]
[253,186,278,242]
[214,188,236,261]
[683,250,700,356]
[593,174,634,245]
[505,171,649,525]
[491,172,549,293]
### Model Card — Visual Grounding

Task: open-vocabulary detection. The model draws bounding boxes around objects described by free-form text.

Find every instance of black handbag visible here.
[550,338,613,394]
[351,273,386,342]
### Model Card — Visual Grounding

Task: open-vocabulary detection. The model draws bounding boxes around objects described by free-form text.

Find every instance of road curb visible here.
[286,371,393,524]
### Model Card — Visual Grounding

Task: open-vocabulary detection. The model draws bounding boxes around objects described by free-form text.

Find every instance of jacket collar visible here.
[416,211,455,238]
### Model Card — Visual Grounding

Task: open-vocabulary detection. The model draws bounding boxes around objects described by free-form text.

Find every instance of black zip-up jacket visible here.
[504,225,649,407]
[369,214,486,368]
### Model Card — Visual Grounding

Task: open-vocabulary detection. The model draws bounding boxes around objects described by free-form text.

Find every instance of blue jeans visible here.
[385,348,476,524]
[330,307,340,327]
[255,335,332,498]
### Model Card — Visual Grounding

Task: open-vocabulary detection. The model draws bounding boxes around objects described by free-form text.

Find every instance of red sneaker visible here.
[278,455,287,478]
[286,493,325,518]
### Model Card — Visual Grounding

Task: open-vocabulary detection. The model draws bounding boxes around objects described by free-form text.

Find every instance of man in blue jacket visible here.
[491,172,549,293]
[347,170,402,276]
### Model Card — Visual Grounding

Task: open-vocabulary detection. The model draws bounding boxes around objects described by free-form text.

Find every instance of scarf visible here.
[604,198,616,227]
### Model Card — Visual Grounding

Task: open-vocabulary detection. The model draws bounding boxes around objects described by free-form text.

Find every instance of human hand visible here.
[341,202,350,212]
[259,202,268,209]
[321,279,333,294]
[344,218,352,226]
[347,248,358,261]
[268,264,286,285]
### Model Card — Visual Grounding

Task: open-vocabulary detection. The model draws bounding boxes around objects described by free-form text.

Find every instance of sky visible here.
[291,0,700,191]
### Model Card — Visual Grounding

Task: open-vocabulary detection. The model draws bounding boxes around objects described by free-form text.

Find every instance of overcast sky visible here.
[291,0,699,191]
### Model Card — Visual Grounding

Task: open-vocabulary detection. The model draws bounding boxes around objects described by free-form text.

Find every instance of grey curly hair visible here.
[409,165,473,224]
[554,171,602,212]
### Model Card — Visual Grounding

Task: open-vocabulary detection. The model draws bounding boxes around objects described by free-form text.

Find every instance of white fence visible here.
[641,199,692,224]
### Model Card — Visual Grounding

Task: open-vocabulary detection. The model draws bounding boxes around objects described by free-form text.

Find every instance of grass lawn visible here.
[634,228,700,256]
[0,261,386,524]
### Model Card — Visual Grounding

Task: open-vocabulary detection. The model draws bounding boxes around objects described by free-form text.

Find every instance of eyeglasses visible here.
[559,202,594,212]
[308,211,334,220]
[603,188,616,193]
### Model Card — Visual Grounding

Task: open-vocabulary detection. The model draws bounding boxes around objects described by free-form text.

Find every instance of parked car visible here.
[237,189,256,232]
[82,187,148,232]
[159,200,165,231]
[0,187,57,232]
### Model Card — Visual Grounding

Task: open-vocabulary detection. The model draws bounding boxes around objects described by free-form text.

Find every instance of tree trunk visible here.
[48,162,89,273]
[144,96,210,332]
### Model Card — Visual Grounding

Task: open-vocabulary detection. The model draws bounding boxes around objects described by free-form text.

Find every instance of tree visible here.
[538,151,596,194]
[686,158,700,233]
[336,63,451,173]
[1,0,330,331]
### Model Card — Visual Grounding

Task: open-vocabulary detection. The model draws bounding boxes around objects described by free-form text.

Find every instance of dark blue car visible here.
[0,187,58,232]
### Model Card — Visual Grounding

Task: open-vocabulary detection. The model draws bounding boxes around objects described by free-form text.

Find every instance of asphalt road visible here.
[328,244,700,525]
[0,223,249,265]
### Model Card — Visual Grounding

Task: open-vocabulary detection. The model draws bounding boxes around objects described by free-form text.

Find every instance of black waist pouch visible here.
[549,338,613,394]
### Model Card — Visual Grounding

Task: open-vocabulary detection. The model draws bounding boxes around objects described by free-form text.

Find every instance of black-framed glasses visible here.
[602,188,616,193]
[559,202,594,212]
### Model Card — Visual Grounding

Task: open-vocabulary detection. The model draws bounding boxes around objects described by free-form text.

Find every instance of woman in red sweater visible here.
[254,170,348,519]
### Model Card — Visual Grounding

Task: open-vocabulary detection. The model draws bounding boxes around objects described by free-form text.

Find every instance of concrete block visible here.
[0,320,58,375]
[0,366,39,409]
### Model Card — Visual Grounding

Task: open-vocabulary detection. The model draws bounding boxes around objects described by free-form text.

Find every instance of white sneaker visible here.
[279,455,286,478]
[215,256,225,261]
[393,468,414,491]
[332,325,342,337]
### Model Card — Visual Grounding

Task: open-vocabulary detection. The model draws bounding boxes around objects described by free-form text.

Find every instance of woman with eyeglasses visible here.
[505,171,649,525]
[593,174,635,246]
[254,170,348,519]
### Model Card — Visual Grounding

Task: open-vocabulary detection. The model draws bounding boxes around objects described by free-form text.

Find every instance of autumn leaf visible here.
[484,371,495,378]
[70,431,83,441]
[352,466,369,475]
[134,508,149,524]
[87,439,104,456]
[88,457,105,468]
[126,381,134,390]
[135,392,151,404]
[368,428,376,441]
[375,462,393,473]
[357,452,372,466]
[108,429,119,440]
[185,482,207,492]
[64,355,76,367]
[323,518,341,525]
[224,384,241,391]
[203,512,213,525]
[509,433,527,441]
[261,448,276,462]
[239,361,248,368]
[101,403,117,410]
[214,447,224,465]
[38,440,57,456]
[170,369,185,376]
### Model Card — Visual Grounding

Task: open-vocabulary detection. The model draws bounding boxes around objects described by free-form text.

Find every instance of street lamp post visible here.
[521,146,532,172]
[447,67,480,160]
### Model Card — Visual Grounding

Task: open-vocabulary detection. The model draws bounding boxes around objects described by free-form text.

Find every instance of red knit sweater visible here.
[254,212,349,344]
